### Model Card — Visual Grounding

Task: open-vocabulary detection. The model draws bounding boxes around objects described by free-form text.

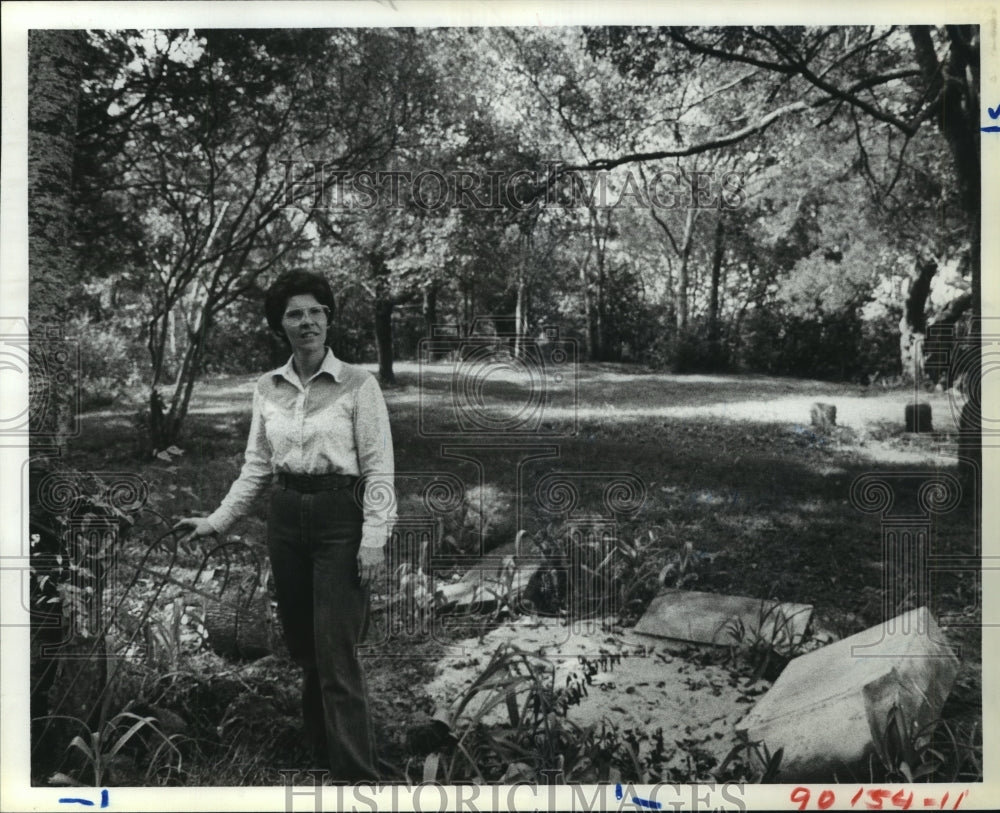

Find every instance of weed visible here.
[720,591,815,682]
[42,710,183,786]
[717,736,785,783]
[416,644,672,784]
[864,703,981,783]
[525,524,688,628]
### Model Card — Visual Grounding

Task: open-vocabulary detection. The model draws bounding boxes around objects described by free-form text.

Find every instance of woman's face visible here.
[282,293,330,353]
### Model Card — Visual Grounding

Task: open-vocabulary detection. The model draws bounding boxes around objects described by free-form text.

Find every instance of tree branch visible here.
[562,101,809,172]
[668,27,918,136]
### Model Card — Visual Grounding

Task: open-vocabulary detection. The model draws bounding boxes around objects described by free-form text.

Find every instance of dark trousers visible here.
[267,486,378,782]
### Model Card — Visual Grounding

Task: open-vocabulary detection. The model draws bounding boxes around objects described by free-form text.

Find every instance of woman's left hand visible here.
[357,545,385,589]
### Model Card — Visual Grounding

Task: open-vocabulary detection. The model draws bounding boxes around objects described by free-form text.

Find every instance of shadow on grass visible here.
[71,367,975,617]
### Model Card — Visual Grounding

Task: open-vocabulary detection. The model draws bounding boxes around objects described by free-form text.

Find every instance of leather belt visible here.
[277,472,360,493]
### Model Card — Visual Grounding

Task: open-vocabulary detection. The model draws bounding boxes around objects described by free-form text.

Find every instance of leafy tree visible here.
[75,29,436,445]
[582,25,979,379]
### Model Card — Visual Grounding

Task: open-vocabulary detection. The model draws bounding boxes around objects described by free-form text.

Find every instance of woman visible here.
[176,270,395,782]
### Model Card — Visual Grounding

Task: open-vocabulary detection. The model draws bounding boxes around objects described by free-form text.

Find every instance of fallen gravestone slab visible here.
[633,589,813,651]
[436,533,544,614]
[435,557,541,614]
[736,606,959,780]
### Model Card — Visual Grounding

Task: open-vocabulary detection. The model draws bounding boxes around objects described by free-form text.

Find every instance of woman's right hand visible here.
[173,517,217,545]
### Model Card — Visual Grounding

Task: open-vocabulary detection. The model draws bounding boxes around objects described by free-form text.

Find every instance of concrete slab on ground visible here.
[736,606,959,780]
[426,617,767,780]
[633,589,813,651]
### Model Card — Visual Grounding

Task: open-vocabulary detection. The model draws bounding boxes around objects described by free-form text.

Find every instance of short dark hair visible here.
[264,271,336,337]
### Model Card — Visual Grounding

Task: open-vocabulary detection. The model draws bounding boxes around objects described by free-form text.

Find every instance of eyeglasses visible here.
[282,306,330,325]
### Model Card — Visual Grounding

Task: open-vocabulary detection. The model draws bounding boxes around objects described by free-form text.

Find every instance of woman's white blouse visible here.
[207,349,396,548]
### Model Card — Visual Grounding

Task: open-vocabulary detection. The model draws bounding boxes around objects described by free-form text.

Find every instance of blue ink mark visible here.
[982,125,1000,133]
[613,783,663,810]
[988,105,1000,119]
[59,789,108,808]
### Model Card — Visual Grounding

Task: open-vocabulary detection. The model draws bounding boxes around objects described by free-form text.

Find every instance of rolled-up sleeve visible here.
[353,375,397,548]
[206,386,274,535]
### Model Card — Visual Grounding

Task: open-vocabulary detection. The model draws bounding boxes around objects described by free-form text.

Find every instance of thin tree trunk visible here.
[422,283,438,338]
[676,206,696,333]
[708,214,725,364]
[515,230,533,358]
[171,306,213,440]
[375,298,395,385]
[514,274,526,358]
[168,308,178,380]
[589,207,611,361]
[422,282,438,360]
[368,252,396,385]
[595,257,605,361]
[577,245,594,362]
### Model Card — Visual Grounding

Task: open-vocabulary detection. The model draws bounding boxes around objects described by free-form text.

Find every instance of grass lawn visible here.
[53,360,980,784]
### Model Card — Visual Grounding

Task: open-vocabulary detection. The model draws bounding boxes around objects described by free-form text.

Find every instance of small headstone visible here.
[632,589,813,651]
[905,402,933,432]
[810,402,837,430]
[736,606,958,780]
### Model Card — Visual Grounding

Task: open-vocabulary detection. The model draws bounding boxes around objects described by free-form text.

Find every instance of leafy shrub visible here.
[737,307,896,382]
[669,321,730,374]
[69,317,144,411]
[523,524,678,626]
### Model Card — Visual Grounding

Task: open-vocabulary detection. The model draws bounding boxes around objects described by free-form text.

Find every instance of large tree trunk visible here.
[925,292,973,386]
[898,256,937,381]
[909,26,980,507]
[28,30,85,441]
[27,34,88,772]
[909,27,980,289]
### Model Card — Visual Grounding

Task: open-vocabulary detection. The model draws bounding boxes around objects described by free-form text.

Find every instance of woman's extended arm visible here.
[175,385,273,542]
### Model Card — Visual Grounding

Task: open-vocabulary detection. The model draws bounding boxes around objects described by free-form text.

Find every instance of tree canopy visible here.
[30,24,980,447]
